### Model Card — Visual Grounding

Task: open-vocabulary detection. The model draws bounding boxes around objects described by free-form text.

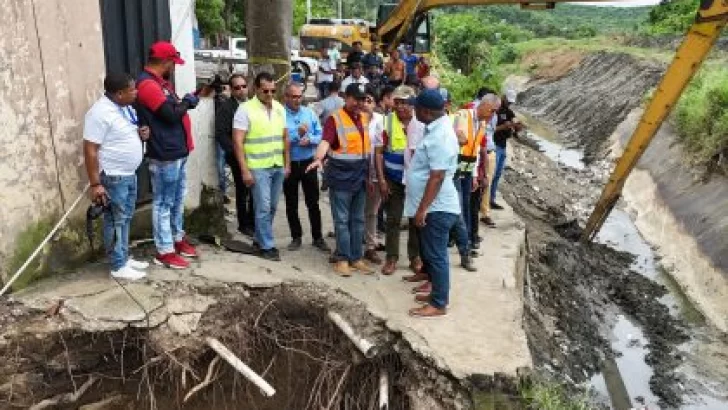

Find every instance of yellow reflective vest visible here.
[243,97,285,169]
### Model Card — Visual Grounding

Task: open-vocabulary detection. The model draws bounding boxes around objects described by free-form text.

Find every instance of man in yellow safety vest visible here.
[233,72,291,261]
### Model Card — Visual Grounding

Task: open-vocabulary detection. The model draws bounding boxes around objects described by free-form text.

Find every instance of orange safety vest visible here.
[330,108,371,160]
[457,109,485,172]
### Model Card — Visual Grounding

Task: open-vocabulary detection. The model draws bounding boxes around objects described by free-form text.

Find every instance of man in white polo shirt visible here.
[83,73,150,280]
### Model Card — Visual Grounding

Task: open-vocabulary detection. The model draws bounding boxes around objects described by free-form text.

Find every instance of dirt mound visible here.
[518,52,664,162]
[520,49,586,82]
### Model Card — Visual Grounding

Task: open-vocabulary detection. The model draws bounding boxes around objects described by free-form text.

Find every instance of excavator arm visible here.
[581,0,728,241]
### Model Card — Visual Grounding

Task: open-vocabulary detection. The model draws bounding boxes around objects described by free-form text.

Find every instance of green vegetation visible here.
[642,0,700,35]
[674,66,728,170]
[520,381,595,410]
[5,217,56,291]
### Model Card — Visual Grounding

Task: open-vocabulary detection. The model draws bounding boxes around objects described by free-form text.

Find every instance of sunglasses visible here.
[260,89,276,94]
[288,94,303,99]
[233,84,247,90]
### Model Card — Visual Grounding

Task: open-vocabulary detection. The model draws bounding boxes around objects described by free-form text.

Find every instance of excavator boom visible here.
[581,0,728,241]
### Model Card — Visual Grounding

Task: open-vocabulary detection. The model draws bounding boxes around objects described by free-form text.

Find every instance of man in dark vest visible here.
[136,41,199,270]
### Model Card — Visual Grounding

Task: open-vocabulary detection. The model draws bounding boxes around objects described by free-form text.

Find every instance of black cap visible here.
[411,89,445,110]
[344,83,366,100]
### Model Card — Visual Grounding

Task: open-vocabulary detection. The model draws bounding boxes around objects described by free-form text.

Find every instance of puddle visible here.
[519,116,728,409]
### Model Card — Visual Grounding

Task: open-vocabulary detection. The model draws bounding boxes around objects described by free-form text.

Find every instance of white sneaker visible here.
[126,258,150,270]
[111,265,146,280]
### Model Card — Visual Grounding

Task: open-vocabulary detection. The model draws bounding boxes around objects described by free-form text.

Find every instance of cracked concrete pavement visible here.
[9,192,531,381]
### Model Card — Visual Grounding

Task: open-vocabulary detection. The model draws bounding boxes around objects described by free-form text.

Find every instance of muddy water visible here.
[522,123,728,409]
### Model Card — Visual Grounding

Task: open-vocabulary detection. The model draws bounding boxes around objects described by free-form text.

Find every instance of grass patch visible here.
[4,217,57,291]
[673,65,728,172]
[520,381,595,410]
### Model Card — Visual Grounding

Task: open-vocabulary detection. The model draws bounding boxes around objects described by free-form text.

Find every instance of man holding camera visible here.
[84,73,150,280]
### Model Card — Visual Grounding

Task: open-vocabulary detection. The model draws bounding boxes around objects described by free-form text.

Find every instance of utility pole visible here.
[306,0,311,21]
[338,0,342,19]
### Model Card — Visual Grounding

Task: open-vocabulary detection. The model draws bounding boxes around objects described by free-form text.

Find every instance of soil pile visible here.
[517,52,664,162]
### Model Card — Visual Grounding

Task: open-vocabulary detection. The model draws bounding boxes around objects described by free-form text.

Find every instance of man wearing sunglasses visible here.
[233,72,291,261]
[215,74,255,237]
[136,41,200,270]
[282,83,330,253]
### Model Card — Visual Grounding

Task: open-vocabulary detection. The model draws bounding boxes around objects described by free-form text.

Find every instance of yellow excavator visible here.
[375,0,728,241]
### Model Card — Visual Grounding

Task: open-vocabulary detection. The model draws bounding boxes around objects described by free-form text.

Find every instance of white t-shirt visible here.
[83,95,143,176]
[328,47,340,67]
[369,112,384,181]
[402,117,424,184]
[340,75,369,92]
[317,59,334,83]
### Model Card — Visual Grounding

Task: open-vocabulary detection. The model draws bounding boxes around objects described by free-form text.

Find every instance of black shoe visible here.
[239,226,255,238]
[481,216,496,228]
[259,248,281,261]
[288,238,302,251]
[313,238,331,252]
[490,202,504,210]
[470,249,479,257]
[461,256,477,272]
[471,242,480,250]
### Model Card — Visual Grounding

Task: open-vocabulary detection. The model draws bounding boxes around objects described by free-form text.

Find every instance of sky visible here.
[572,0,661,6]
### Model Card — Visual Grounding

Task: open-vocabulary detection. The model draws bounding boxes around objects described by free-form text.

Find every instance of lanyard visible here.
[120,106,139,126]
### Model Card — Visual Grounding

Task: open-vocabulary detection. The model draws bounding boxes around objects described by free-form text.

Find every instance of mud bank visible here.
[609,109,728,333]
[517,52,664,162]
[516,48,728,333]
[501,140,689,408]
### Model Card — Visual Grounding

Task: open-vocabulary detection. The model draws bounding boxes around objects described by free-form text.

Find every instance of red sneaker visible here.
[154,253,190,269]
[174,238,198,258]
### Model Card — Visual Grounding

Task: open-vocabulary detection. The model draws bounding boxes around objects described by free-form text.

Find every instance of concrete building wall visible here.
[0,0,217,286]
[0,0,104,281]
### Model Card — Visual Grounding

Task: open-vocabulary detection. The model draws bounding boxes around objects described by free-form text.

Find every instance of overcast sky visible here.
[572,0,661,6]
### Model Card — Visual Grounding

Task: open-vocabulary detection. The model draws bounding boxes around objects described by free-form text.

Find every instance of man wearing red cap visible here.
[136,41,200,269]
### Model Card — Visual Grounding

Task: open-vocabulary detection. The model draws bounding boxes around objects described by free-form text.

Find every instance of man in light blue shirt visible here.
[404,89,461,318]
[282,83,330,252]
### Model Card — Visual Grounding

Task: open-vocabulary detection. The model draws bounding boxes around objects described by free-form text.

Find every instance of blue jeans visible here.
[216,142,227,193]
[490,146,507,203]
[251,167,284,250]
[149,158,188,254]
[101,174,138,271]
[450,176,470,257]
[419,212,459,309]
[329,187,366,262]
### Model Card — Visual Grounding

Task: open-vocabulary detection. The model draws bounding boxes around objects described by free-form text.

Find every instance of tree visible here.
[246,0,293,95]
[293,0,336,32]
[196,0,226,37]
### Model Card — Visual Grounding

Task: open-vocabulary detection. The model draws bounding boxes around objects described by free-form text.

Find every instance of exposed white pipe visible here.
[206,337,276,397]
[328,311,378,359]
[0,184,89,297]
[379,368,389,410]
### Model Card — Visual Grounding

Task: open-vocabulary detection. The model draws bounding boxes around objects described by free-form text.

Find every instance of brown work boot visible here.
[364,249,382,264]
[351,260,374,274]
[409,256,423,273]
[333,261,352,277]
[381,258,397,275]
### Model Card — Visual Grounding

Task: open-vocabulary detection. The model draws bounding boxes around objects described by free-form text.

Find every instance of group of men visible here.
[84,39,520,318]
[84,41,200,280]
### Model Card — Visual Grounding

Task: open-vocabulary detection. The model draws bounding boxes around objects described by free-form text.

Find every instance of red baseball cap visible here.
[149,41,185,65]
